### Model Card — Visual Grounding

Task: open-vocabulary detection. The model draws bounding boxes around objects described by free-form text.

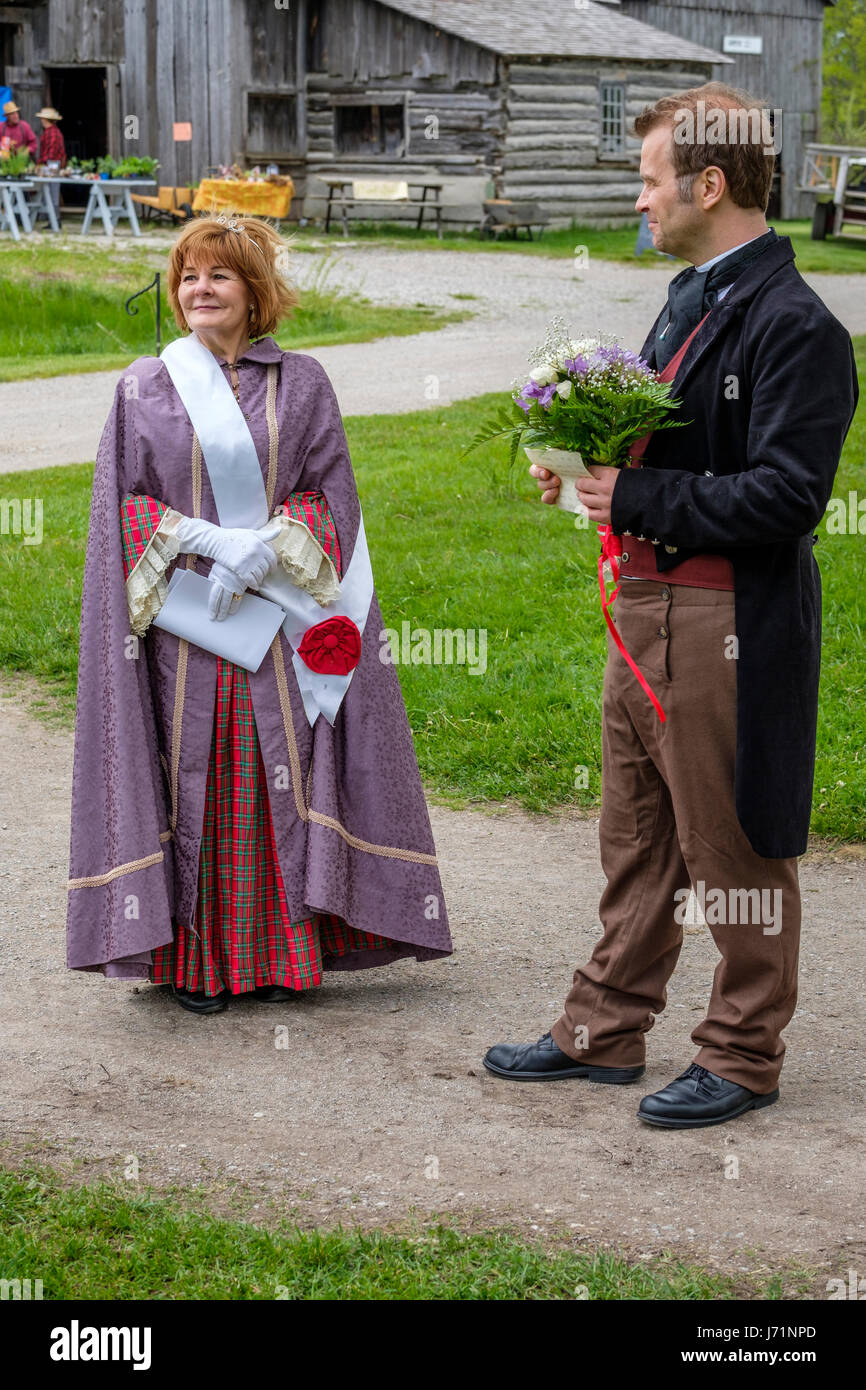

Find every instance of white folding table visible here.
[0,180,34,240]
[79,177,157,237]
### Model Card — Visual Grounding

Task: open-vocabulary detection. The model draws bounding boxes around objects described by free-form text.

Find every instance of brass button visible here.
[661,588,670,600]
[621,551,629,563]
[658,625,668,638]
[664,544,678,553]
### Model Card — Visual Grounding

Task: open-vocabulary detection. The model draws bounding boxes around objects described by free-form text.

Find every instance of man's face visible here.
[635,122,705,261]
[6,111,20,126]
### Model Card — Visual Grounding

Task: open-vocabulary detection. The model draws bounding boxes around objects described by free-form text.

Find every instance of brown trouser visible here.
[550,578,800,1094]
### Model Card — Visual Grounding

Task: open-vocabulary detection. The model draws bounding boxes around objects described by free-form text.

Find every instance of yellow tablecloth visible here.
[192,178,294,218]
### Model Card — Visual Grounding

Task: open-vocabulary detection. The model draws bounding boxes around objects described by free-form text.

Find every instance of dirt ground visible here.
[1,673,863,1289]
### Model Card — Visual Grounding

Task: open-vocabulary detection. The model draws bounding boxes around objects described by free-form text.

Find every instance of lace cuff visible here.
[125,507,185,636]
[269,508,341,605]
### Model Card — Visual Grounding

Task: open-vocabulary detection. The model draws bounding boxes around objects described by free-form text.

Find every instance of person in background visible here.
[0,100,37,158]
[37,107,65,166]
[35,106,65,223]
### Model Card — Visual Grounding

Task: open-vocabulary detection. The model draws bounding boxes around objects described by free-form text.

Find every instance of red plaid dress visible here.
[121,491,393,995]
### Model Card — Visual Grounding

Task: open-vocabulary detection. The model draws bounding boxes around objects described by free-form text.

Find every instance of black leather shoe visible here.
[172,986,228,1015]
[483,1032,645,1084]
[638,1063,779,1129]
[253,984,299,1002]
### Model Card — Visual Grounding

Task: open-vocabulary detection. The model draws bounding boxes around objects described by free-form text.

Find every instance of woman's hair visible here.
[634,82,776,213]
[166,213,300,338]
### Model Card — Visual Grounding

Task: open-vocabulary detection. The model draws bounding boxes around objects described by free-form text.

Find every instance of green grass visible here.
[0,240,467,380]
[312,216,866,274]
[0,341,863,839]
[0,1164,794,1300]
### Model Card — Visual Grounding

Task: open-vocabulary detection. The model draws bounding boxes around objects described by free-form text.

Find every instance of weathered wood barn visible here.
[0,0,833,227]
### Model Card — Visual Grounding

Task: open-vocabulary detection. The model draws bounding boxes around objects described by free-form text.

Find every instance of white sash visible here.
[159,333,373,726]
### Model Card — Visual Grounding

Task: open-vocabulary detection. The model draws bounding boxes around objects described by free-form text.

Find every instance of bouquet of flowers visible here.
[463,316,688,495]
[464,317,687,724]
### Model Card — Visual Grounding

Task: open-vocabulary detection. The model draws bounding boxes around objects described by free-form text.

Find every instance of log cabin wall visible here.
[299,0,504,226]
[501,58,714,228]
[619,0,828,218]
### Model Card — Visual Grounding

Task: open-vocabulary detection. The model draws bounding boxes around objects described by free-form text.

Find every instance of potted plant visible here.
[0,144,35,179]
[112,155,160,180]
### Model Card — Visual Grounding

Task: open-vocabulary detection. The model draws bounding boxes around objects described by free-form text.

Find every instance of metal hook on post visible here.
[125,272,162,357]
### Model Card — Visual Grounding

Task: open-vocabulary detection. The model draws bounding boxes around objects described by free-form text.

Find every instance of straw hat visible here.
[36,107,62,121]
[3,101,20,116]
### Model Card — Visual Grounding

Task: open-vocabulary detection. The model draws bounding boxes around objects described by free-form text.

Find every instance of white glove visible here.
[207,561,246,622]
[175,515,278,591]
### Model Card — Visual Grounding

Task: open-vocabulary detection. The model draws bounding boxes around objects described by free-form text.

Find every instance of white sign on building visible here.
[723,35,764,55]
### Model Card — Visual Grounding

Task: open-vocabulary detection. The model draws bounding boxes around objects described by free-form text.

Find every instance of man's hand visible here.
[528,462,561,504]
[576,464,620,527]
[529,460,620,524]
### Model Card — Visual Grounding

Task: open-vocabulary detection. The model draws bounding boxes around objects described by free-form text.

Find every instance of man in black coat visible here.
[484,83,859,1127]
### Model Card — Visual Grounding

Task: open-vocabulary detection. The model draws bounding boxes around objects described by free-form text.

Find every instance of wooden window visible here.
[599,81,626,157]
[247,93,298,155]
[334,102,406,158]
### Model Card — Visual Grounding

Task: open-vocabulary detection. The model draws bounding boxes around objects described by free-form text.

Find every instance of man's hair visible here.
[167,213,299,338]
[633,82,776,212]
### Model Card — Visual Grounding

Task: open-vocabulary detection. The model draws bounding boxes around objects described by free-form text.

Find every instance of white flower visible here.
[555,380,574,400]
[528,364,558,386]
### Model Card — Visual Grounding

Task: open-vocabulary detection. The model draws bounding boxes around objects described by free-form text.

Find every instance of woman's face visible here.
[178,259,251,337]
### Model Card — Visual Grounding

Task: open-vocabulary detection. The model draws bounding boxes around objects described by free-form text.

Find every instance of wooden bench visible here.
[480,199,550,241]
[318,174,444,238]
[129,186,195,225]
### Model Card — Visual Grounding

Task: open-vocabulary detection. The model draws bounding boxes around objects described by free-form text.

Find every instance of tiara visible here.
[215,211,267,254]
[214,211,291,282]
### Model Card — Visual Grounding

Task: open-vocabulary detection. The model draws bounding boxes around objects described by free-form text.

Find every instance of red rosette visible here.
[297,615,362,675]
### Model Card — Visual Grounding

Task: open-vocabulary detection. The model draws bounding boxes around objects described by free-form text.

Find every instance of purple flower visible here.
[563,355,590,376]
[520,380,557,409]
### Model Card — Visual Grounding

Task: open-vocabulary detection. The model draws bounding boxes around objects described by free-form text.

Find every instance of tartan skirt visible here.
[151,655,391,996]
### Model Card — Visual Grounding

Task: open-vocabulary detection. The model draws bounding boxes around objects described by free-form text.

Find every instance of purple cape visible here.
[66,336,453,977]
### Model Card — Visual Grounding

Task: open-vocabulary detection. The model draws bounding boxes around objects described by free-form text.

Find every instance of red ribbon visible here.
[597,523,666,723]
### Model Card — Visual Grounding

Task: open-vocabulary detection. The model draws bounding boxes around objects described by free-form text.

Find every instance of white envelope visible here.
[151,568,286,673]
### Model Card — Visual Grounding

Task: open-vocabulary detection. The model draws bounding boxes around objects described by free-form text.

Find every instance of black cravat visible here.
[654,228,779,370]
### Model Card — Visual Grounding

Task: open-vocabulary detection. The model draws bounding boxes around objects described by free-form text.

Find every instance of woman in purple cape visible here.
[65,213,453,1013]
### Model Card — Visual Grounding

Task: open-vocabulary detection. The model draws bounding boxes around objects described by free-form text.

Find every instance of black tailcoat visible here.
[610,235,859,858]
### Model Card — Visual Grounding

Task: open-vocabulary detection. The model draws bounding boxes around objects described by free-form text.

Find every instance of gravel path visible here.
[1,675,863,1282]
[3,241,865,474]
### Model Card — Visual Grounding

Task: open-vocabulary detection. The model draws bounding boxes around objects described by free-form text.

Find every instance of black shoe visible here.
[483,1032,645,1084]
[637,1063,779,1129]
[172,986,228,1015]
[253,984,299,1002]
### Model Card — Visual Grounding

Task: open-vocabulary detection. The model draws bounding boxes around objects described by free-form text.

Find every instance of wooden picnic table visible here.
[318,173,444,237]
